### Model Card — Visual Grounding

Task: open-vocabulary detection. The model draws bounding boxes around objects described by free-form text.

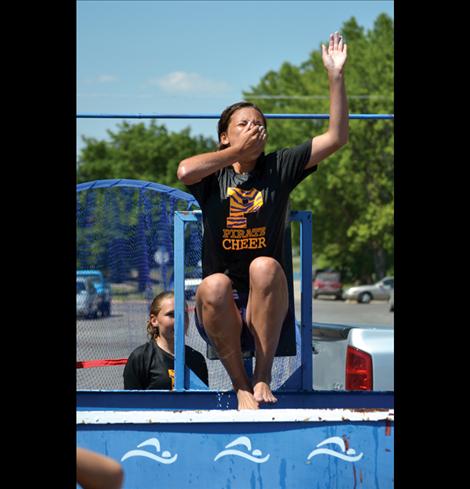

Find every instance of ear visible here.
[149,314,159,327]
[220,131,229,146]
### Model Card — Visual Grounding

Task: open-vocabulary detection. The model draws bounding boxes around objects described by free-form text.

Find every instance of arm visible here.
[77,448,124,489]
[306,31,349,170]
[177,145,243,185]
[177,122,266,185]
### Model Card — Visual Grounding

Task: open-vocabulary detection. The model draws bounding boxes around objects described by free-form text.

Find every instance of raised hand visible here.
[321,31,347,74]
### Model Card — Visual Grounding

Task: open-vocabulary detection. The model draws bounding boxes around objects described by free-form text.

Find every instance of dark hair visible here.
[217,101,267,150]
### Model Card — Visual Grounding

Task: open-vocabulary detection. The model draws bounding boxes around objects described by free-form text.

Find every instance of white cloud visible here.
[96,74,118,83]
[148,71,231,94]
[82,75,119,85]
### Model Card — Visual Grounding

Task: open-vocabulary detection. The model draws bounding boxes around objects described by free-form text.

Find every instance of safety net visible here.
[76,179,301,391]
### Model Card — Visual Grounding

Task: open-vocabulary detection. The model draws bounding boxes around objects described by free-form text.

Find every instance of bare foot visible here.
[236,388,259,410]
[253,381,278,404]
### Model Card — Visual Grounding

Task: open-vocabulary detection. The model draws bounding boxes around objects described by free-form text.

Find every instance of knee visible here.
[197,273,232,308]
[249,257,285,287]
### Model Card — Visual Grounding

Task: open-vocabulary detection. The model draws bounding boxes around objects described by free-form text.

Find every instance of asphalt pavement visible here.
[293,280,393,328]
[308,298,393,328]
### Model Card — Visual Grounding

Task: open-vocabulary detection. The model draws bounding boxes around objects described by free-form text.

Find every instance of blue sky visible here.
[77,0,394,156]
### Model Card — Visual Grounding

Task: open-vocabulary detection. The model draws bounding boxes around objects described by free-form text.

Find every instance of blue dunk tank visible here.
[76,179,394,488]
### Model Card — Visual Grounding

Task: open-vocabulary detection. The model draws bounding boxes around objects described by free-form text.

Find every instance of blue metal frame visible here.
[292,210,313,390]
[173,210,314,392]
[77,112,394,120]
[76,389,393,410]
[173,210,200,390]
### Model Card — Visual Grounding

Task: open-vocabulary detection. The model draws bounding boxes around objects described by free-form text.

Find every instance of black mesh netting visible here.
[76,180,301,391]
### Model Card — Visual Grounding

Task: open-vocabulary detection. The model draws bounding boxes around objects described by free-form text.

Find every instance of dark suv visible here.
[313,270,343,300]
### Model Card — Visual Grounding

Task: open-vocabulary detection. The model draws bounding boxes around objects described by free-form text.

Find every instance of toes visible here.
[253,388,277,404]
[236,390,260,410]
[238,399,259,410]
[255,394,266,402]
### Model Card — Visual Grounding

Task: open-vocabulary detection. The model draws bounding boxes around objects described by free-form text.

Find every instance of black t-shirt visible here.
[123,341,209,390]
[186,141,316,292]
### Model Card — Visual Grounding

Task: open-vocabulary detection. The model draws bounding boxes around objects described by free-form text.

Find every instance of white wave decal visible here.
[225,436,252,450]
[137,438,161,451]
[214,436,270,463]
[307,436,363,463]
[121,437,178,464]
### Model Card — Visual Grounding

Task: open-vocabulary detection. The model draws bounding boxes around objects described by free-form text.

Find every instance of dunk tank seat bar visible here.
[77,112,394,120]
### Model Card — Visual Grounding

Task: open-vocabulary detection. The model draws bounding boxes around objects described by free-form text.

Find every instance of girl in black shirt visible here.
[123,291,208,390]
[178,32,348,409]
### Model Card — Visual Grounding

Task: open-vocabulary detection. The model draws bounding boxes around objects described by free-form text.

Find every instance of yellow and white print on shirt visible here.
[222,187,267,251]
[168,369,175,390]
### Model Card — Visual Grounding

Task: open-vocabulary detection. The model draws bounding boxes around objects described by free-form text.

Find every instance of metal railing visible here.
[77,112,393,120]
[173,210,313,391]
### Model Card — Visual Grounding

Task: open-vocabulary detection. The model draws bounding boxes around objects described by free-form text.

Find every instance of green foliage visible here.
[77,120,217,190]
[245,14,394,282]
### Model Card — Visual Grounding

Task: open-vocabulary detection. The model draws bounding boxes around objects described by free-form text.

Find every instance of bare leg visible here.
[246,257,288,404]
[196,273,259,410]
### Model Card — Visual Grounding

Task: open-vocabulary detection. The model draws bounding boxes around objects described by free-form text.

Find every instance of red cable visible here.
[76,358,128,369]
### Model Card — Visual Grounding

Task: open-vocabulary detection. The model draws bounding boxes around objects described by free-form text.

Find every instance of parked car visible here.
[313,270,343,300]
[389,288,394,312]
[343,276,394,304]
[76,277,99,319]
[76,270,112,316]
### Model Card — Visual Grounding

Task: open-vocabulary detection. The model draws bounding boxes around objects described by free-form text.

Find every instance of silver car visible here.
[344,276,394,304]
[76,277,99,318]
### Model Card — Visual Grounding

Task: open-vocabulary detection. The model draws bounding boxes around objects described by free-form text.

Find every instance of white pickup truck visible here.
[312,322,394,391]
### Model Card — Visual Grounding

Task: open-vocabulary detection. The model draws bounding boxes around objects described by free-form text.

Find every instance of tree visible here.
[244,14,394,282]
[77,121,217,190]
